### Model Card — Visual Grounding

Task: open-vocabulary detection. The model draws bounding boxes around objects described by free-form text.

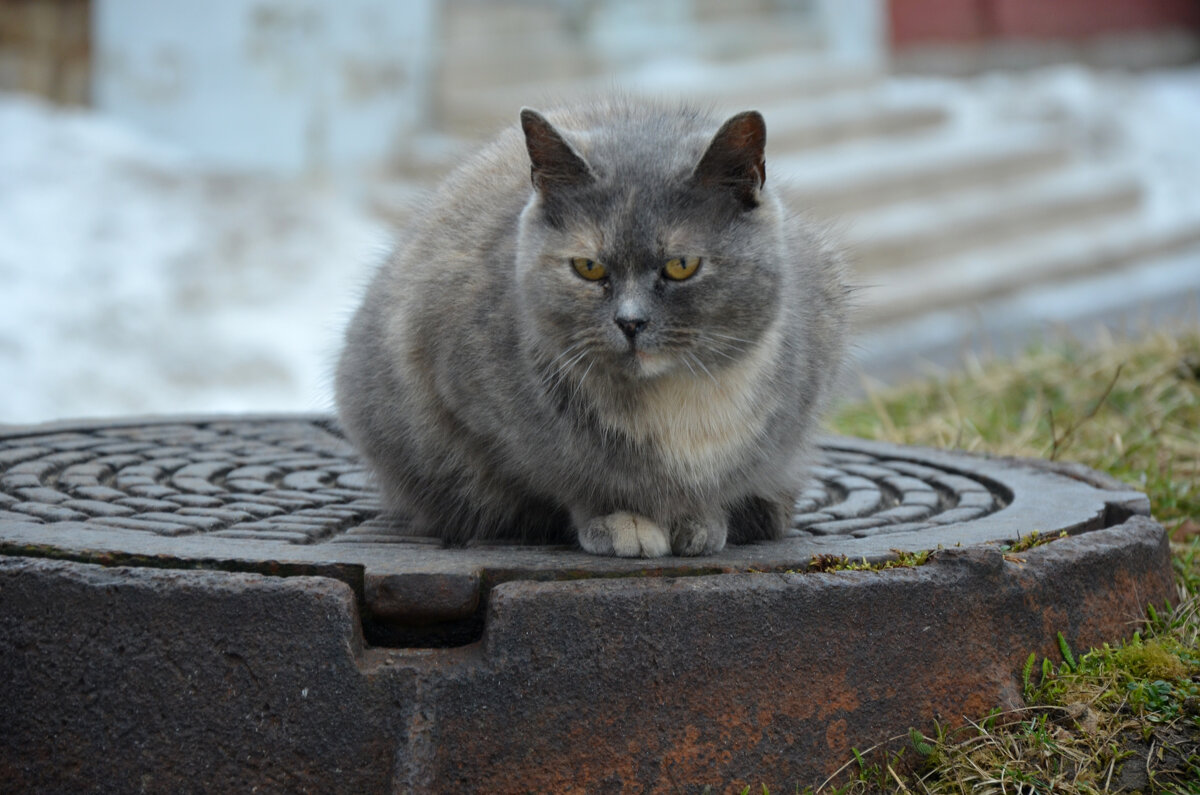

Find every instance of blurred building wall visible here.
[91,0,438,176]
[890,0,1200,47]
[7,0,886,175]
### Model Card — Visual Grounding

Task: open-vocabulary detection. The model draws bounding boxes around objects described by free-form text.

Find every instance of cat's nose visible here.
[614,313,648,340]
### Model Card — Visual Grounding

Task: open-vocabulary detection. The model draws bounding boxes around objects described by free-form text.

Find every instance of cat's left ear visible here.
[693,110,766,208]
[520,108,595,195]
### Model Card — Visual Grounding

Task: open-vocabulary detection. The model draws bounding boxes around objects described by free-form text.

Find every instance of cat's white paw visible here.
[579,511,671,558]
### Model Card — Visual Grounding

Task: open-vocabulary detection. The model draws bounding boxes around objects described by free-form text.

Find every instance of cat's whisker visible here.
[707,332,752,350]
[557,349,591,381]
[660,331,701,346]
[688,353,718,385]
[541,339,588,373]
[570,357,596,406]
[705,332,755,345]
[542,349,582,384]
[546,348,591,394]
[702,340,748,363]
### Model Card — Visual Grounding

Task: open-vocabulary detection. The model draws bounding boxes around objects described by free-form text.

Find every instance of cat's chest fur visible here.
[593,325,784,484]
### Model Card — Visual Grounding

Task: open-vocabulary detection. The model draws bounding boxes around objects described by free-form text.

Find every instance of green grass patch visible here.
[1001,530,1069,556]
[803,328,1200,794]
[805,549,933,574]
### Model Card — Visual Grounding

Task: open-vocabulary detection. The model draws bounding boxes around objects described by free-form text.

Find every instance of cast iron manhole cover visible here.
[0,414,1174,792]
[0,414,1154,640]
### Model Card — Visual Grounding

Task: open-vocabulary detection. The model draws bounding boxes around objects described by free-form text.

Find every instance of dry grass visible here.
[835,329,1200,533]
[801,327,1200,794]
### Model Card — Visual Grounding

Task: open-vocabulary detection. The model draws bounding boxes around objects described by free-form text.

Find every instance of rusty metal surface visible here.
[0,415,1175,792]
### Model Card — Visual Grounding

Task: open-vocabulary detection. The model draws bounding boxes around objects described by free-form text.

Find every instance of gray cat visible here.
[336,99,849,557]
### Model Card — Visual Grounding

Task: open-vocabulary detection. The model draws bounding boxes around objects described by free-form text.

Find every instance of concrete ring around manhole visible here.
[0,414,1174,792]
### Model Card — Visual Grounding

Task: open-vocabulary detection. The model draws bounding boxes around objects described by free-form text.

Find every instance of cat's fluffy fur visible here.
[336,98,849,557]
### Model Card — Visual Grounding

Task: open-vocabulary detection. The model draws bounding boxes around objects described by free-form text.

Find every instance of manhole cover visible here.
[0,415,1174,791]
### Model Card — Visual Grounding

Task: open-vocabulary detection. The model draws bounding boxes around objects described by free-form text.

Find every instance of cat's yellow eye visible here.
[571,257,607,281]
[663,256,702,281]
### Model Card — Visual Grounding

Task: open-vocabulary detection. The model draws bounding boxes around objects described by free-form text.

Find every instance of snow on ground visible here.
[0,94,388,425]
[1,65,1199,424]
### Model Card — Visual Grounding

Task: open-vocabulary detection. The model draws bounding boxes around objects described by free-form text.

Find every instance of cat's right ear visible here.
[693,110,766,209]
[520,108,595,195]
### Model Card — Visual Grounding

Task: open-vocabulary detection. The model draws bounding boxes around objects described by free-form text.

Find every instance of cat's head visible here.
[514,104,786,384]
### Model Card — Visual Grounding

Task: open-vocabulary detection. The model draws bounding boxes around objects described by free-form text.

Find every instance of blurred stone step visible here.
[437,2,600,95]
[638,53,879,109]
[858,212,1200,328]
[755,88,949,151]
[439,4,827,93]
[437,53,878,137]
[654,15,827,62]
[846,165,1142,274]
[776,129,1070,218]
[386,131,474,183]
[853,243,1200,386]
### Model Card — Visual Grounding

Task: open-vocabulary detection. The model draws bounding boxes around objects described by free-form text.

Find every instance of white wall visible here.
[93,0,438,176]
[814,0,886,65]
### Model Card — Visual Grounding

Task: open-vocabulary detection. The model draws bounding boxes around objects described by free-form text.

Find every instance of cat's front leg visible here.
[670,514,728,557]
[576,511,671,558]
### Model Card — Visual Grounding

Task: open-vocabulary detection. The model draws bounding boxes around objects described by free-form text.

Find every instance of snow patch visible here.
[0,93,388,424]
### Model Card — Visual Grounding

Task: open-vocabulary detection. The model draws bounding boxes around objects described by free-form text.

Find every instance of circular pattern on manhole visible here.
[0,412,1153,607]
[793,451,1007,538]
[0,418,1008,545]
